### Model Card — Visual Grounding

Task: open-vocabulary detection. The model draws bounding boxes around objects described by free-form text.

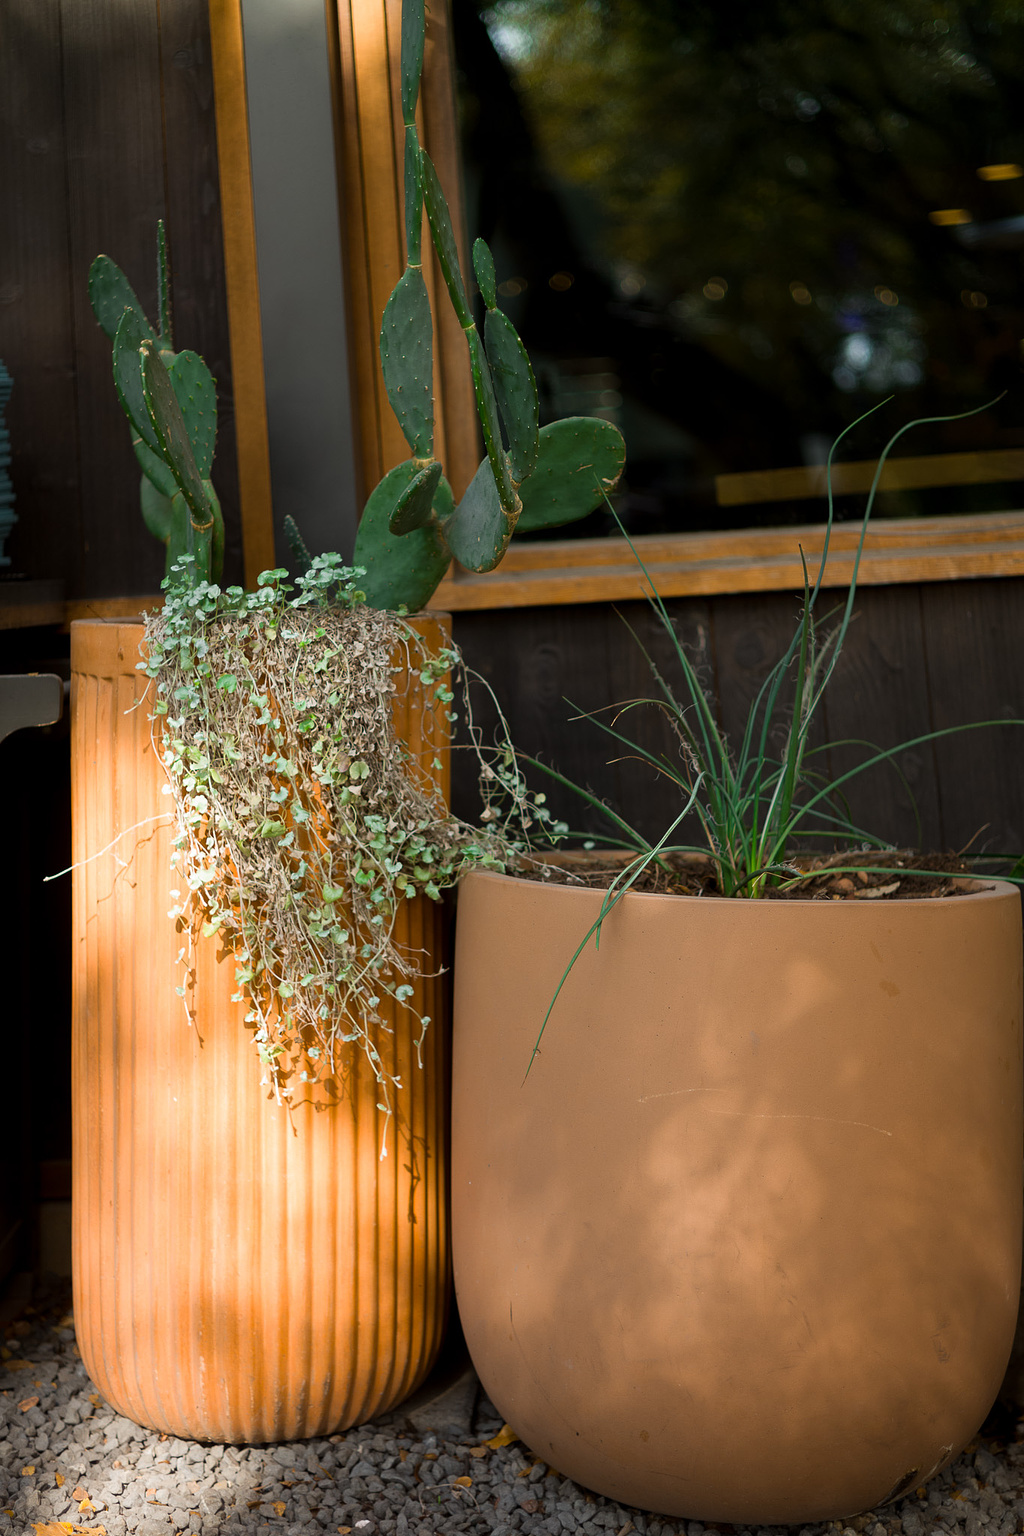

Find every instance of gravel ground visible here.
[3,1281,1024,1536]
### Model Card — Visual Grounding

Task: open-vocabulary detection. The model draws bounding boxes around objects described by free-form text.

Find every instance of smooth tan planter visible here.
[71,617,450,1443]
[452,869,1023,1523]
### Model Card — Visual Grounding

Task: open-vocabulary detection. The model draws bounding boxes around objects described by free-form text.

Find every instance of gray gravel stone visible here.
[6,1284,1024,1536]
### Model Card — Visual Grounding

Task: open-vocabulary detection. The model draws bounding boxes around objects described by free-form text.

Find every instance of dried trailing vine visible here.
[141,554,544,1129]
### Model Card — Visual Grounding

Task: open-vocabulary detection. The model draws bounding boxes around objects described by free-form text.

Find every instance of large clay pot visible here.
[452,869,1023,1523]
[71,617,451,1442]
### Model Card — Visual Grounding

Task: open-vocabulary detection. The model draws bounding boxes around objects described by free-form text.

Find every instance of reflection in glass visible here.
[452,0,1024,532]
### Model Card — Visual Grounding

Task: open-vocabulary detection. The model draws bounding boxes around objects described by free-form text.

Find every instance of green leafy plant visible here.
[92,0,626,610]
[347,0,626,610]
[89,221,224,583]
[139,554,553,1132]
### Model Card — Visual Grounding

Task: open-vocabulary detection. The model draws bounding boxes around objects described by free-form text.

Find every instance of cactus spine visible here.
[89,221,223,585]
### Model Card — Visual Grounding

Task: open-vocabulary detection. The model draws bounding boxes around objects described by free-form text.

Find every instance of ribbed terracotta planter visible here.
[452,869,1023,1523]
[71,616,451,1443]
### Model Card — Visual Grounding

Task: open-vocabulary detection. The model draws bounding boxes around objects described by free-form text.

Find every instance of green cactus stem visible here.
[380,267,434,458]
[89,257,156,347]
[353,459,452,611]
[91,224,223,585]
[113,307,164,454]
[157,219,173,347]
[356,0,627,612]
[140,339,221,582]
[484,307,539,484]
[439,456,508,573]
[516,418,628,532]
[472,238,497,310]
[389,458,444,535]
[166,350,218,477]
[140,474,174,544]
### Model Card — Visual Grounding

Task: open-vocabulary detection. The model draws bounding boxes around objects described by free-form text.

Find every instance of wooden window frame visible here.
[203,0,1024,616]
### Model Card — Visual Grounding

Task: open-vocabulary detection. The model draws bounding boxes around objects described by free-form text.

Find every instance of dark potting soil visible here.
[515,848,994,901]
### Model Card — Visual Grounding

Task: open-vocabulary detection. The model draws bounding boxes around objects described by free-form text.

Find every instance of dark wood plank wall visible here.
[452,580,1024,866]
[2,0,1024,1295]
[0,0,1020,904]
[2,0,241,599]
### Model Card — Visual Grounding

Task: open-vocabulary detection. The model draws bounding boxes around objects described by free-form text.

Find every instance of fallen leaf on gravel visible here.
[272,1502,286,1517]
[6,1359,33,1370]
[88,1394,101,1406]
[57,1314,74,1328]
[337,1528,352,1534]
[485,1423,519,1449]
[72,1487,89,1501]
[22,1465,36,1475]
[31,1527,106,1536]
[56,1474,65,1487]
[466,1446,489,1457]
[19,1396,40,1411]
[78,1499,95,1514]
[453,1476,472,1487]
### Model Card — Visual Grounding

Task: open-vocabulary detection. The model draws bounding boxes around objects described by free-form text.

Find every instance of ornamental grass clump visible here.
[529,401,1024,901]
[141,553,528,1124]
[518,402,1024,1065]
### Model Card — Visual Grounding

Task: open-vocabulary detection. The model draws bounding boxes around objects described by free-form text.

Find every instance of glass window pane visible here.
[453,0,1024,533]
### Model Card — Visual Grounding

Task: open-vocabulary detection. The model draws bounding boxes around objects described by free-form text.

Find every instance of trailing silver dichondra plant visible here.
[141,557,552,1132]
[90,0,612,1119]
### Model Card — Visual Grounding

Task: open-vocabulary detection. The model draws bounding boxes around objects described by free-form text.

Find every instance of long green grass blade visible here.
[517,751,653,853]
[524,792,701,1081]
[781,717,1024,849]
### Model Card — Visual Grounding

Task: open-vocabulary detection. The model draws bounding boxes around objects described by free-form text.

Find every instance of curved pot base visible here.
[452,870,1023,1522]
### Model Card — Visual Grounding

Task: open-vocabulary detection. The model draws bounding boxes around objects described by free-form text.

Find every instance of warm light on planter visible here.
[452,869,1023,1523]
[71,617,451,1443]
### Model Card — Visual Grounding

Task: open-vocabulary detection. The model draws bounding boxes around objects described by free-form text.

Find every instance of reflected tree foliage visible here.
[453,0,1024,531]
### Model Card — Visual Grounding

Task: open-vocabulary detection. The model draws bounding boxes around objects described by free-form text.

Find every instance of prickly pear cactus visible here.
[349,0,627,613]
[89,221,223,586]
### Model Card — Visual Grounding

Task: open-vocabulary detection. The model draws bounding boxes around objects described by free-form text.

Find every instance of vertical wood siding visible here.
[452,580,1024,862]
[2,0,242,597]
